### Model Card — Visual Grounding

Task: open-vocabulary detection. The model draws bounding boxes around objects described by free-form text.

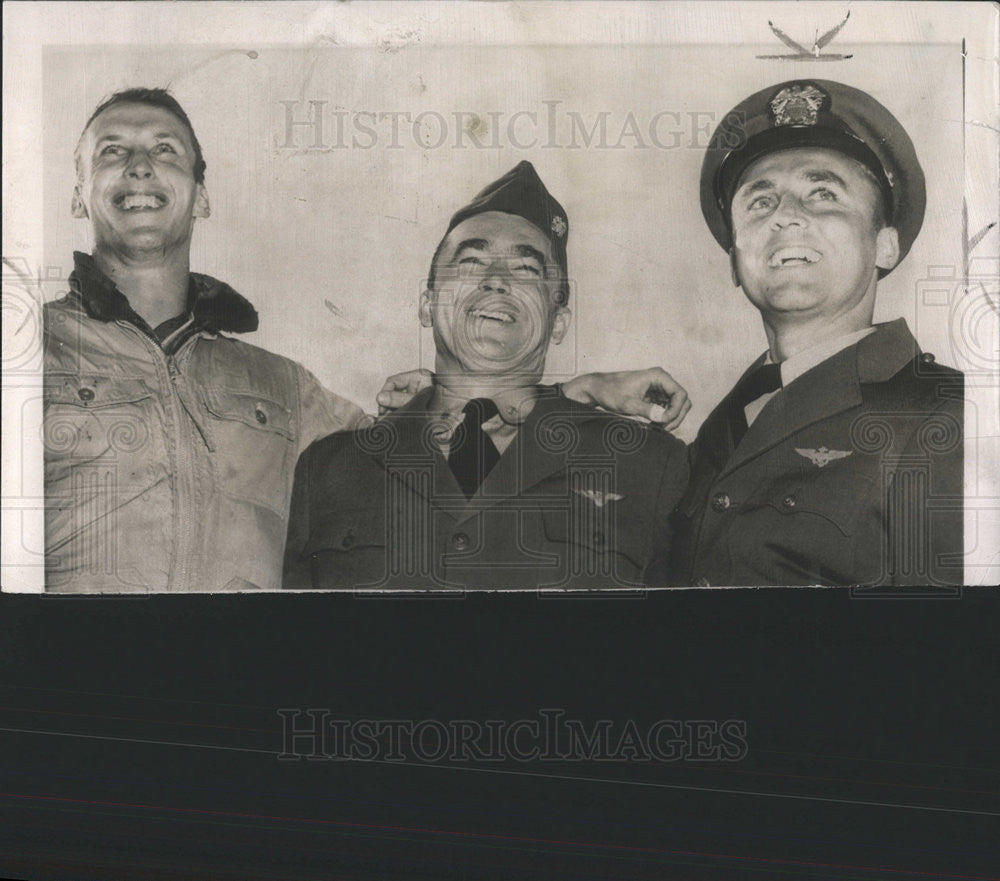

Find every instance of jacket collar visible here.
[373,385,606,522]
[69,251,258,334]
[717,318,921,479]
[855,317,921,382]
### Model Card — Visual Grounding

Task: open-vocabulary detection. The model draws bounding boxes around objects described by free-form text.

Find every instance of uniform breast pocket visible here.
[201,388,296,515]
[300,508,391,589]
[538,506,647,588]
[733,471,878,584]
[43,374,158,464]
[750,471,871,539]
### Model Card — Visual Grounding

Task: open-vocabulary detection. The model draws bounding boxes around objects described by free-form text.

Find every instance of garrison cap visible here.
[701,80,925,275]
[446,160,569,278]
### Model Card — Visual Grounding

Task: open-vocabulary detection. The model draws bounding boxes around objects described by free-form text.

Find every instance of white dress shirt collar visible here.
[764,326,878,387]
[744,326,877,429]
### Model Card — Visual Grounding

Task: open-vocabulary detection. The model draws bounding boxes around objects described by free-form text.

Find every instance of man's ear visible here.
[875,226,900,272]
[419,289,434,327]
[193,184,211,219]
[550,306,571,346]
[729,248,742,288]
[71,184,88,219]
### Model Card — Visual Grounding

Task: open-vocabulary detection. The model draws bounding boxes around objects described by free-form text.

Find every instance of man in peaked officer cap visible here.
[285,161,689,589]
[655,79,964,587]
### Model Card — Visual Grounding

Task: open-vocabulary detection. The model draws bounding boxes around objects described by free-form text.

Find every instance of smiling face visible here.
[420,211,569,382]
[72,102,209,260]
[729,147,899,328]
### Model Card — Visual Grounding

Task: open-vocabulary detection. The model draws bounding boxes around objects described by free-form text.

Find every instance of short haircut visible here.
[74,87,206,184]
[426,235,451,294]
[859,162,890,230]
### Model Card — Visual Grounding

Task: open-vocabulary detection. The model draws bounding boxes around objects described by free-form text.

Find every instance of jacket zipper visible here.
[167,352,199,592]
[119,322,199,592]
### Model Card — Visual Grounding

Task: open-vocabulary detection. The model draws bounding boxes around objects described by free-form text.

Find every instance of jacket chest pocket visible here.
[538,505,647,588]
[300,508,393,589]
[201,388,296,514]
[714,471,878,585]
[44,374,157,461]
[742,470,871,539]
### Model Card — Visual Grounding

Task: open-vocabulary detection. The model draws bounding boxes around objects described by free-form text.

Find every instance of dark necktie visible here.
[448,398,501,499]
[729,362,782,447]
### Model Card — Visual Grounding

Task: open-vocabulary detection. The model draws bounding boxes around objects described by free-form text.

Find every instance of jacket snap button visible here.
[77,387,95,402]
[452,532,470,551]
[782,494,797,508]
[711,492,731,512]
[255,406,268,425]
[921,352,936,364]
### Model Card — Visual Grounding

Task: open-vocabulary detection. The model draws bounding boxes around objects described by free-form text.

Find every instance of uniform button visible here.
[77,387,95,402]
[782,494,797,509]
[592,530,605,547]
[341,528,356,548]
[452,532,470,551]
[711,492,731,512]
[921,352,936,364]
[695,577,711,587]
[254,406,268,424]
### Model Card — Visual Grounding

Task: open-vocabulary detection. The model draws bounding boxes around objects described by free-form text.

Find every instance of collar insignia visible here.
[573,488,624,508]
[551,215,567,238]
[795,446,852,467]
[769,83,829,127]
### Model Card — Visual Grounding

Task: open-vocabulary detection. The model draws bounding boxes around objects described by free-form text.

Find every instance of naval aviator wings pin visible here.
[573,489,625,508]
[795,446,853,468]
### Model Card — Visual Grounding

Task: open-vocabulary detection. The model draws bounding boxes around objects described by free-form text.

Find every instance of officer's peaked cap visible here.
[701,80,925,276]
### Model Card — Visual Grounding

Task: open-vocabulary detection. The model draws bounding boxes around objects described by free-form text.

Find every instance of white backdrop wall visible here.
[42,41,964,441]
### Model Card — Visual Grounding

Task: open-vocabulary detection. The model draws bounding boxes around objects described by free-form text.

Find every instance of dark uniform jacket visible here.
[284,387,689,590]
[658,319,963,587]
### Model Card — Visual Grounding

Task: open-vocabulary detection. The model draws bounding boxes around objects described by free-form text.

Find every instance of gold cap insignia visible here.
[551,215,567,238]
[769,83,830,127]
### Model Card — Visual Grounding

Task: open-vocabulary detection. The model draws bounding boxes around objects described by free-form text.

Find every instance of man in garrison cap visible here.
[40,87,688,592]
[652,80,964,587]
[285,161,690,589]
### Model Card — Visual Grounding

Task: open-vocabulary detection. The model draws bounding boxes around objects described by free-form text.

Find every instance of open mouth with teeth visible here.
[768,247,822,268]
[113,192,168,211]
[468,307,517,324]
